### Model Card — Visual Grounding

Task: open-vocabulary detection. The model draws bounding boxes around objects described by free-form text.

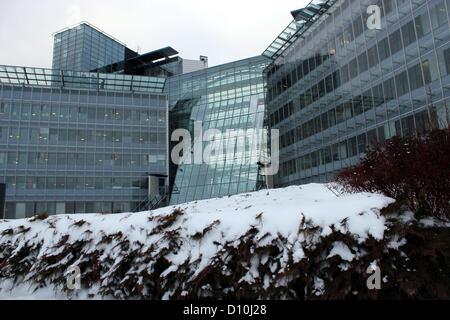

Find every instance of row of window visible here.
[0,127,165,145]
[272,39,442,116]
[0,151,163,168]
[0,102,166,123]
[4,201,136,218]
[54,37,124,61]
[54,41,124,57]
[0,87,165,107]
[54,52,122,71]
[2,176,149,190]
[278,59,434,147]
[273,35,446,121]
[54,42,123,59]
[279,107,441,177]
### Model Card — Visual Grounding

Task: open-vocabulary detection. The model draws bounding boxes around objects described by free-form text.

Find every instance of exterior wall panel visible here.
[265,0,450,187]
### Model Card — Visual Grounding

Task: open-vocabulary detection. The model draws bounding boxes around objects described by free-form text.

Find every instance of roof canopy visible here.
[0,65,166,93]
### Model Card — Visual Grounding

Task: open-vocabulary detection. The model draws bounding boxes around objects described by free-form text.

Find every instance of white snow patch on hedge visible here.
[0,183,395,299]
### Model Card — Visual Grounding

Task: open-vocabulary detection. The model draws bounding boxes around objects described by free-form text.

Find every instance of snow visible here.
[387,235,407,250]
[327,242,356,262]
[0,183,396,299]
[313,277,325,296]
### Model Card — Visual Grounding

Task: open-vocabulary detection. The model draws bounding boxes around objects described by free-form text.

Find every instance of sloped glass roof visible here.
[262,0,335,60]
[0,65,166,93]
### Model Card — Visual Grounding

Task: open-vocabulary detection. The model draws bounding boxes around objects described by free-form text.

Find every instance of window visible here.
[291,68,298,84]
[341,64,350,83]
[357,133,367,154]
[353,15,364,38]
[321,112,329,130]
[344,25,354,44]
[21,103,31,119]
[40,104,50,120]
[57,153,67,167]
[353,96,364,115]
[312,85,319,101]
[383,0,395,15]
[384,78,396,100]
[348,137,358,157]
[328,109,336,127]
[408,63,424,91]
[421,55,440,84]
[297,63,303,80]
[389,30,403,55]
[0,102,9,114]
[349,58,358,79]
[358,52,369,73]
[0,127,7,144]
[429,0,448,30]
[368,45,379,68]
[19,128,28,144]
[401,115,416,137]
[344,102,354,119]
[11,102,20,119]
[339,141,348,159]
[445,48,450,75]
[303,60,310,76]
[395,70,409,97]
[401,21,416,47]
[51,105,59,120]
[378,38,391,61]
[49,128,59,144]
[415,110,431,135]
[363,90,373,112]
[372,83,385,106]
[414,12,431,38]
[318,80,325,98]
[336,104,345,123]
[367,129,378,148]
[333,71,340,89]
[324,75,333,93]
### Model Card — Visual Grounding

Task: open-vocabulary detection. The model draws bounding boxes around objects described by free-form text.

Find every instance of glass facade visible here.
[3,0,450,216]
[166,56,270,205]
[0,67,168,219]
[52,23,126,72]
[265,0,450,187]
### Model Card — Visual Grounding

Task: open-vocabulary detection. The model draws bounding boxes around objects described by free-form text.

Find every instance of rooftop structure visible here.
[262,0,336,60]
[0,65,166,93]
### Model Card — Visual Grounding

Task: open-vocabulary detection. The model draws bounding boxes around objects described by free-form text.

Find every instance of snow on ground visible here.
[0,183,395,299]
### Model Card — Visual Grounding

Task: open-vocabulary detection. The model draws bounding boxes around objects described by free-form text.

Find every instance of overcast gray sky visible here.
[0,0,309,68]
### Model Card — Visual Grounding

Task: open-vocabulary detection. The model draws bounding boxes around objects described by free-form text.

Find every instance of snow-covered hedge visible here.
[0,184,448,299]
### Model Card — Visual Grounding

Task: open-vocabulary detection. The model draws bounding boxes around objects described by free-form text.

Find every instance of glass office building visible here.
[0,66,168,218]
[3,0,450,216]
[264,0,450,187]
[52,22,128,72]
[166,56,270,205]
